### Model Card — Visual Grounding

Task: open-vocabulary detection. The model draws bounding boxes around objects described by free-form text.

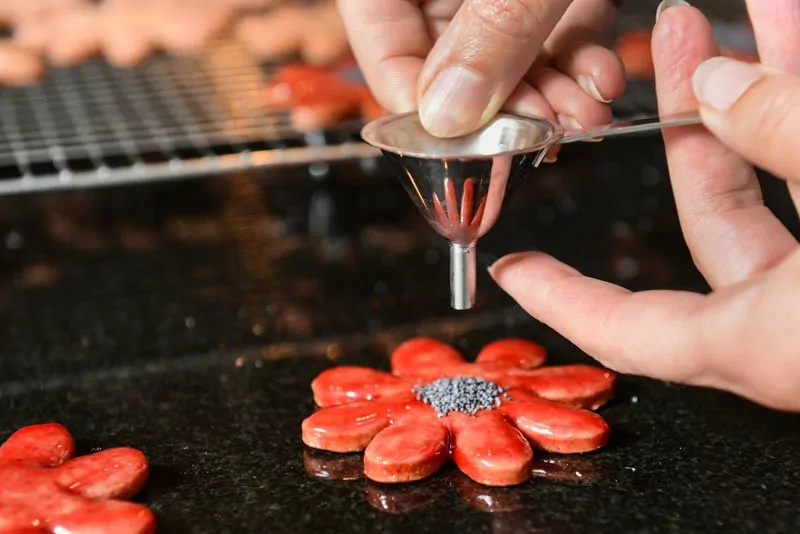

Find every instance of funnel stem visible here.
[450,242,477,310]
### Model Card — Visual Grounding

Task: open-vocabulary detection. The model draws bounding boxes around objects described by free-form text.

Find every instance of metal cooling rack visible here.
[0,40,379,195]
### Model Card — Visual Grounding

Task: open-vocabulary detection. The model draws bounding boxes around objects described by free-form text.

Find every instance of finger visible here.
[0,0,87,27]
[235,11,304,60]
[147,1,232,55]
[543,0,618,52]
[301,1,350,66]
[693,60,800,187]
[543,0,625,103]
[336,0,433,113]
[417,0,573,137]
[745,0,800,74]
[554,41,626,103]
[13,16,53,51]
[101,4,153,68]
[489,251,800,411]
[744,0,800,209]
[501,82,562,162]
[653,4,795,287]
[0,41,44,86]
[488,252,710,384]
[44,7,102,67]
[528,67,612,130]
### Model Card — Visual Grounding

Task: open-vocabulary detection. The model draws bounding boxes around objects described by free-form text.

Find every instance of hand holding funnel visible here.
[361,110,702,310]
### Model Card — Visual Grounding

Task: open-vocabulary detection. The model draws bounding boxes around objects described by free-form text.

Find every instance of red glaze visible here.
[262,63,386,130]
[504,365,616,409]
[364,422,449,483]
[475,338,547,369]
[501,388,609,453]
[0,423,154,534]
[0,422,74,467]
[51,448,150,500]
[357,88,386,121]
[446,411,533,487]
[304,337,616,487]
[387,399,440,426]
[430,178,488,236]
[302,400,392,452]
[390,337,465,377]
[311,366,418,407]
[614,29,655,79]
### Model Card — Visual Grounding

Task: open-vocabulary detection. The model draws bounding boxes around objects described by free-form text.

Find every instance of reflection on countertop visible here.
[0,135,799,533]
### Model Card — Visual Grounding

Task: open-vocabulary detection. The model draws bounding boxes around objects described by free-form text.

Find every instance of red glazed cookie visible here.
[0,422,154,534]
[261,60,386,131]
[302,337,615,487]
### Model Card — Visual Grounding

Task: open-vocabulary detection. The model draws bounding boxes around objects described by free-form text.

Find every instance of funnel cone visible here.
[362,112,559,310]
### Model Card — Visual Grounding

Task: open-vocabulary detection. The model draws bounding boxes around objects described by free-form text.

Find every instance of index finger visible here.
[488,252,708,385]
[653,4,795,287]
[336,0,434,113]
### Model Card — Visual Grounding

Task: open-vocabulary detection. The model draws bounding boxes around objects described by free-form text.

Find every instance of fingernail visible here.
[656,0,690,24]
[693,57,765,111]
[557,114,582,131]
[420,66,490,137]
[487,253,527,280]
[577,75,611,103]
[489,252,580,282]
[557,115,603,142]
[543,154,558,163]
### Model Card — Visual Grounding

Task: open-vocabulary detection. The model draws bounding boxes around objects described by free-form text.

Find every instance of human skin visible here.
[337,0,626,140]
[489,1,800,412]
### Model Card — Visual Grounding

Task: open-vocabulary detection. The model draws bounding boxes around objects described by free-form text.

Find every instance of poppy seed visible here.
[413,376,509,417]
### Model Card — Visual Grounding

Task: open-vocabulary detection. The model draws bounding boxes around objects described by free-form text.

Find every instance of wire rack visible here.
[0,40,379,195]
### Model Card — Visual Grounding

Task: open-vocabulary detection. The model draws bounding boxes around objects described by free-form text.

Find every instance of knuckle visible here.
[466,0,543,41]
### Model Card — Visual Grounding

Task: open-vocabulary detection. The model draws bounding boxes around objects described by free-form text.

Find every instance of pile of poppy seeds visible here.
[413,376,510,417]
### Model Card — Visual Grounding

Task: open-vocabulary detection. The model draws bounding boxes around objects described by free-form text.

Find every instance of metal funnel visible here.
[361,110,702,310]
[361,112,558,310]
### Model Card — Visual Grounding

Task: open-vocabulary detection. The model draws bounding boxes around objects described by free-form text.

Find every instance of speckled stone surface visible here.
[1,3,799,531]
[0,131,799,533]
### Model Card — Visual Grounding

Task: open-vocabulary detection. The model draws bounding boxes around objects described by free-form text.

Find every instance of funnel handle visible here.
[558,109,702,144]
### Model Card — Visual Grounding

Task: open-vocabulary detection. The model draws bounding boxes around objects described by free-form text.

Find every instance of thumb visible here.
[417,0,572,138]
[692,57,800,183]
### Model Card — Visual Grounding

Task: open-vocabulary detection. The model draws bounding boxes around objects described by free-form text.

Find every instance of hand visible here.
[489,2,800,411]
[337,0,626,139]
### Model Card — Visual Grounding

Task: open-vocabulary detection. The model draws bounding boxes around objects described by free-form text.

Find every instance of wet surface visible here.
[0,4,797,526]
[0,130,799,532]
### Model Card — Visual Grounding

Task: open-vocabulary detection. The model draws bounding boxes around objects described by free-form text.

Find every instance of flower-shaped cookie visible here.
[302,338,615,487]
[0,422,154,534]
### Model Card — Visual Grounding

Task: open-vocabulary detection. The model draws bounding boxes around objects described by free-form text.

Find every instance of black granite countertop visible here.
[0,125,799,533]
